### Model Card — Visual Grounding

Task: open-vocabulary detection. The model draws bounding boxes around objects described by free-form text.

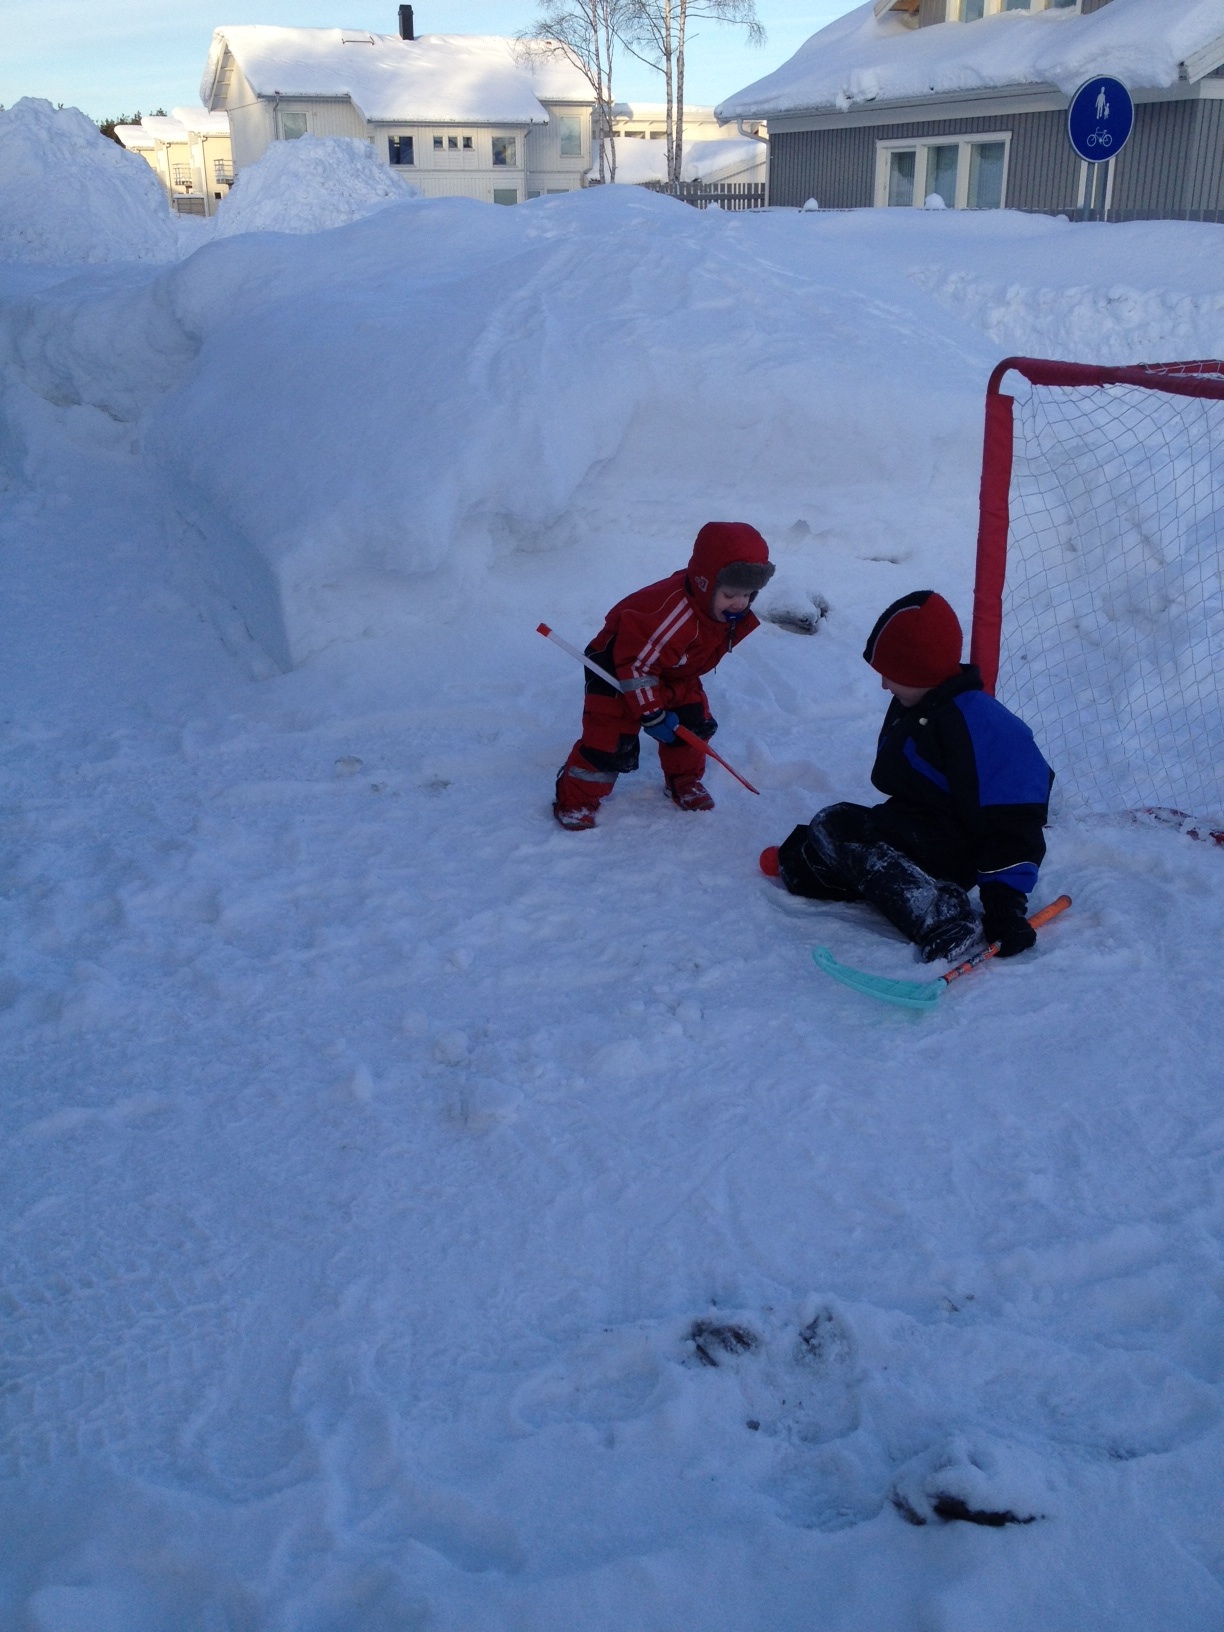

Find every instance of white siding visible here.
[274,99,369,141]
[223,66,276,171]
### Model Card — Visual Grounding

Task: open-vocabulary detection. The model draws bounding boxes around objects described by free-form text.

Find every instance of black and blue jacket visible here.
[872,666,1053,897]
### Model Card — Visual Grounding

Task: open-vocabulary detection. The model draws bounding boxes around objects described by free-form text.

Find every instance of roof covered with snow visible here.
[171,106,231,137]
[113,124,156,152]
[607,135,766,185]
[202,27,592,125]
[717,0,1224,122]
[140,116,191,145]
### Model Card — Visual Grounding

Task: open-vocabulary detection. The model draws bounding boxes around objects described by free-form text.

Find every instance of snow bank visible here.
[5,193,1224,672]
[0,98,179,266]
[150,187,989,667]
[213,135,420,238]
[718,0,1224,120]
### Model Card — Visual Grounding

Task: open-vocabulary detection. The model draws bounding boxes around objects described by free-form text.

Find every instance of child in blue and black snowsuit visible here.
[772,591,1053,963]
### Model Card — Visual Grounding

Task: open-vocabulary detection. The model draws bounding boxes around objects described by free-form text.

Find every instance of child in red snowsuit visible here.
[554,522,774,829]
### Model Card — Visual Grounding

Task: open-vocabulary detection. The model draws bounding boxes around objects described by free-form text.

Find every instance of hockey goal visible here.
[969,356,1224,821]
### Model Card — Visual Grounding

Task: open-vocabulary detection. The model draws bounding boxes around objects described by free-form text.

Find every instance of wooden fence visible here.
[640,180,767,211]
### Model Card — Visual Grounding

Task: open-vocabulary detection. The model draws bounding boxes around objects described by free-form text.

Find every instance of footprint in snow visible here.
[889,1433,1056,1528]
[683,1303,862,1445]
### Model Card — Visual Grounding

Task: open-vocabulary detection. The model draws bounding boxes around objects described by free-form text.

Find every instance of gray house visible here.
[717,0,1224,221]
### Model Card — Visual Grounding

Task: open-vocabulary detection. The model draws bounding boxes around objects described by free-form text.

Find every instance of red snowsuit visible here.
[555,523,769,814]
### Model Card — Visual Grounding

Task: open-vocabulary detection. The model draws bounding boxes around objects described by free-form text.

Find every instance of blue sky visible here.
[2,0,858,122]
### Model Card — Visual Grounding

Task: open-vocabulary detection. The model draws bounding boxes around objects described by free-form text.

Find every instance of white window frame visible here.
[874,133,1012,209]
[948,0,1080,18]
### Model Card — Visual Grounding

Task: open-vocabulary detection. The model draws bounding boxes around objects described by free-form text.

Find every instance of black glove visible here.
[979,882,1037,958]
[641,709,679,745]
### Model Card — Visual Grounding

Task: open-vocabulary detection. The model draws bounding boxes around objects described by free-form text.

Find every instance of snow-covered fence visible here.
[640,180,766,211]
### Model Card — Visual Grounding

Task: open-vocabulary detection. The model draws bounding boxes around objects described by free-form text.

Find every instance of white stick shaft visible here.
[539,625,629,693]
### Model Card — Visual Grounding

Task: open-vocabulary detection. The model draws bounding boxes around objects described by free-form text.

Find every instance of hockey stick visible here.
[537,622,760,795]
[811,895,1072,1011]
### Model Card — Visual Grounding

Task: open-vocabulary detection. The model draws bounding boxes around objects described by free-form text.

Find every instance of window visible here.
[448,135,459,150]
[281,110,308,140]
[492,136,517,167]
[887,150,916,207]
[172,164,193,190]
[557,115,582,156]
[433,134,443,150]
[388,135,414,166]
[968,140,1006,208]
[493,188,518,205]
[926,143,959,208]
[876,135,1010,209]
[463,135,473,150]
[959,0,1075,14]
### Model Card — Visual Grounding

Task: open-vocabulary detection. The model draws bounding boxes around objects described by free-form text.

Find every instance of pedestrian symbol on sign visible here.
[1067,76,1134,165]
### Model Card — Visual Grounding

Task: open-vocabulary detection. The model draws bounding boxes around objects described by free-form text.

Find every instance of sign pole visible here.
[1067,76,1134,223]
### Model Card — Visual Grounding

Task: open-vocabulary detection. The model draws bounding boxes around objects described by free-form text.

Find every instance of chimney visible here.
[399,5,414,39]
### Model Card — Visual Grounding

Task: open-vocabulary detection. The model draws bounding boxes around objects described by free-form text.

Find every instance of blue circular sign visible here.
[1067,76,1134,163]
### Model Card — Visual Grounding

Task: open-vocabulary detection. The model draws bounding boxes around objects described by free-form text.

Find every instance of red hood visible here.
[686,522,771,618]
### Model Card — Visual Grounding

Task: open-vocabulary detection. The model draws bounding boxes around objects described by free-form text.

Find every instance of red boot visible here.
[554,801,598,831]
[666,775,715,811]
[554,759,613,830]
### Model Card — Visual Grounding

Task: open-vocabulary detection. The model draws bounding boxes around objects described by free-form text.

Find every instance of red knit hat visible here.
[863,591,963,688]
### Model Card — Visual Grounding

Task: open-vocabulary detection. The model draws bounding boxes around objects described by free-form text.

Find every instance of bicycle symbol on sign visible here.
[1086,127,1113,150]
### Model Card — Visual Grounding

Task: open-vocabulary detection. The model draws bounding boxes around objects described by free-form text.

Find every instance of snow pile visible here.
[201,27,589,124]
[7,192,1224,671]
[213,135,420,238]
[0,98,179,265]
[718,0,1224,120]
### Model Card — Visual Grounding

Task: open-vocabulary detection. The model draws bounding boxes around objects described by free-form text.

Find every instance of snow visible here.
[170,106,231,138]
[202,27,591,126]
[3,164,1224,1629]
[717,0,1224,121]
[0,98,179,266]
[213,136,421,238]
[608,135,766,185]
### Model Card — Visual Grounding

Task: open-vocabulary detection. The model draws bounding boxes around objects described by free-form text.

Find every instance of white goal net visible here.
[973,360,1224,820]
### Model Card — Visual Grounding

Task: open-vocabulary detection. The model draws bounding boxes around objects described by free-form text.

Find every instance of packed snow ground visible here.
[3,175,1224,1630]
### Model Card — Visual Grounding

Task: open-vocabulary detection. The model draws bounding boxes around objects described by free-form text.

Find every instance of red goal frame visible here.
[969,356,1224,695]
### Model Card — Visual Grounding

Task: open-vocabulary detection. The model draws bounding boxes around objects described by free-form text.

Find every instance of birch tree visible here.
[526,0,631,184]
[622,0,763,186]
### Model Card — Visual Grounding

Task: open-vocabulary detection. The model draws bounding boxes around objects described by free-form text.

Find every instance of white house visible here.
[200,9,595,205]
[606,103,767,188]
[114,107,233,217]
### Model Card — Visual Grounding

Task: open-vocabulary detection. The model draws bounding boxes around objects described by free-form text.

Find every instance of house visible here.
[114,107,233,217]
[200,8,594,205]
[605,103,767,188]
[716,0,1224,220]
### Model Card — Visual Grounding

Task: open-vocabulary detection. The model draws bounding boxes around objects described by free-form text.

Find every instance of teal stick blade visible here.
[812,945,942,1010]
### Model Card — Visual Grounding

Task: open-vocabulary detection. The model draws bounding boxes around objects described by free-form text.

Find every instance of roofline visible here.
[726,71,1224,130]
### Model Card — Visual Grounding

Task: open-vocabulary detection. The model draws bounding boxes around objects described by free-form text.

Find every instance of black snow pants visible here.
[777,801,978,952]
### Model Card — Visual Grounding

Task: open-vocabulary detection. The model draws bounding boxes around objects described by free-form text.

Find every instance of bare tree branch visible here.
[622,0,763,184]
[523,0,633,183]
